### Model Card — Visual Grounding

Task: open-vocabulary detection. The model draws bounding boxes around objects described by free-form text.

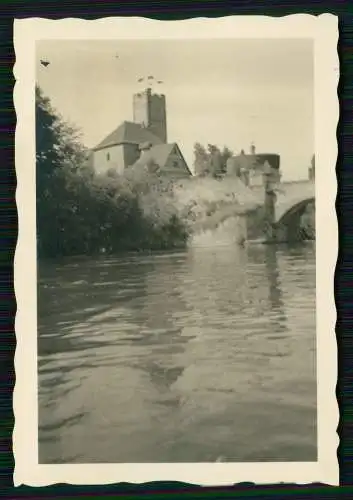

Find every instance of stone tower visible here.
[133,87,167,143]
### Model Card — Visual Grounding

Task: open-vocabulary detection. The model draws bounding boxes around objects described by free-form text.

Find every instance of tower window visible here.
[106,152,110,161]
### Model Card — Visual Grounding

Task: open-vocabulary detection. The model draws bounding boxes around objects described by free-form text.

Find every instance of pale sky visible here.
[36,38,313,181]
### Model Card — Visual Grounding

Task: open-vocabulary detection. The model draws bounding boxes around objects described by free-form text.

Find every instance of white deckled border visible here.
[13,14,339,487]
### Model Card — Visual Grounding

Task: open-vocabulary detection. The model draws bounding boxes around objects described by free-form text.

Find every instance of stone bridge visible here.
[252,179,315,221]
[190,177,315,243]
[248,179,315,242]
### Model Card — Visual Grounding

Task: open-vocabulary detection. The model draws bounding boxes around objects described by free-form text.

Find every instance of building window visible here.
[172,160,179,168]
[106,152,110,161]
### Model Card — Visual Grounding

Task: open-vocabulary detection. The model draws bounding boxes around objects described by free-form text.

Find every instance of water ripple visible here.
[38,242,317,463]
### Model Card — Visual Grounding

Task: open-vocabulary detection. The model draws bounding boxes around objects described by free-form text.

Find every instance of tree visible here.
[36,85,89,256]
[220,146,233,174]
[207,144,222,178]
[36,86,188,257]
[193,142,209,176]
[36,86,136,256]
[193,142,234,178]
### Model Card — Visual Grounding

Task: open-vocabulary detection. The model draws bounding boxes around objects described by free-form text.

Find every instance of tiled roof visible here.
[132,143,176,169]
[130,143,192,176]
[93,121,163,151]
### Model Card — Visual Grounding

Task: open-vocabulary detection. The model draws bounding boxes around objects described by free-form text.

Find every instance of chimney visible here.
[250,143,256,155]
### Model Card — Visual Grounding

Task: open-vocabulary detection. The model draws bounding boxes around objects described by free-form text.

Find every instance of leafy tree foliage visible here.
[219,146,233,173]
[193,142,209,176]
[193,142,233,178]
[36,86,188,258]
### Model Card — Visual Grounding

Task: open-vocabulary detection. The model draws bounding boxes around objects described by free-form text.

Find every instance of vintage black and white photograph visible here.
[14,15,338,486]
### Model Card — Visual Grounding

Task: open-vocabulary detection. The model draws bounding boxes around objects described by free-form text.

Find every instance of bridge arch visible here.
[275,196,315,241]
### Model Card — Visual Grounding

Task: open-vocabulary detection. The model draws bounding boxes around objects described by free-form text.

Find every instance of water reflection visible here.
[129,256,194,408]
[38,242,317,463]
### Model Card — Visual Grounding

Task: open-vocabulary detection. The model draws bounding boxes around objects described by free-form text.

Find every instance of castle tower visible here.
[133,87,167,143]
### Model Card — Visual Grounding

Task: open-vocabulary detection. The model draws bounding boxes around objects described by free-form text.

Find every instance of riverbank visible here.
[36,158,266,259]
[37,171,315,260]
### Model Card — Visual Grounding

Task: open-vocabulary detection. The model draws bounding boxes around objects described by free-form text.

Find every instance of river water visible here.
[38,241,317,463]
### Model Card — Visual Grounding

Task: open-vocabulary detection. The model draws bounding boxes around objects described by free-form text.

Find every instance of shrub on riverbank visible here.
[172,176,262,233]
[36,87,188,258]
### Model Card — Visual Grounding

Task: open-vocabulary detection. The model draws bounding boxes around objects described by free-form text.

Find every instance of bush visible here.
[36,86,189,258]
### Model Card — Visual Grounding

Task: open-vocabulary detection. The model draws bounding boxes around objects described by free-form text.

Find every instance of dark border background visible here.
[1,1,352,498]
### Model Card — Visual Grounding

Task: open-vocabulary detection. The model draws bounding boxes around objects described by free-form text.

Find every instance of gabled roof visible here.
[132,143,175,169]
[93,121,163,151]
[130,143,192,176]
